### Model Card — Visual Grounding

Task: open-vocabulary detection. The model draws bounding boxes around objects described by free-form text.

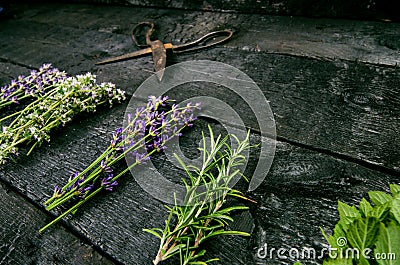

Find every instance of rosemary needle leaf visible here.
[143,229,163,239]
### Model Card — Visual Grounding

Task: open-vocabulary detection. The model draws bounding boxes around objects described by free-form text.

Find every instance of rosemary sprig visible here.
[40,96,201,233]
[145,125,254,265]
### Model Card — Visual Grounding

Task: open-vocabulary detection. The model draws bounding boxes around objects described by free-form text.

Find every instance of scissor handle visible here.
[172,30,233,53]
[132,22,155,47]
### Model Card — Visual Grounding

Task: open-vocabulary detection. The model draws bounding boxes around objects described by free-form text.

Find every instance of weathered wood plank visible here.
[3,3,400,66]
[0,63,30,85]
[0,97,398,264]
[64,0,400,21]
[0,182,115,265]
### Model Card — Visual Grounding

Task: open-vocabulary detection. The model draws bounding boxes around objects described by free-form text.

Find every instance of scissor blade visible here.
[95,47,152,65]
[150,40,167,81]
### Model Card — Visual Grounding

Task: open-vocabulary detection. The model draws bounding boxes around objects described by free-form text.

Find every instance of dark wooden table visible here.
[0,2,399,265]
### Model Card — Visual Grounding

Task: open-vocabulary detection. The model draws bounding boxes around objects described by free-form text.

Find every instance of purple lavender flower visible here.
[0,63,67,108]
[101,174,118,191]
[52,185,64,198]
[65,173,86,192]
[78,184,94,198]
[135,107,146,119]
[148,125,158,137]
[110,127,123,147]
[127,113,133,123]
[147,136,166,152]
[148,95,168,110]
[68,172,79,183]
[132,152,150,164]
[11,96,18,104]
[183,113,197,127]
[100,160,113,173]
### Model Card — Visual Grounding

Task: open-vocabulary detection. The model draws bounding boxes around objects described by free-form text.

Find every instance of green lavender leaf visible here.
[369,191,393,206]
[347,217,379,250]
[320,227,334,247]
[375,222,400,265]
[189,249,207,260]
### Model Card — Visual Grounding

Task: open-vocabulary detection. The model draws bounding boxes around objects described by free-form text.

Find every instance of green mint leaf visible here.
[370,203,390,221]
[391,197,400,225]
[369,191,393,206]
[338,201,360,220]
[320,227,334,245]
[321,222,350,250]
[360,198,373,217]
[375,222,400,265]
[390,184,400,196]
[359,256,371,265]
[347,217,379,250]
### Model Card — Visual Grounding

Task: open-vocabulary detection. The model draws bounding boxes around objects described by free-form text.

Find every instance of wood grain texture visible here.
[0,182,115,265]
[0,3,399,265]
[62,0,400,21]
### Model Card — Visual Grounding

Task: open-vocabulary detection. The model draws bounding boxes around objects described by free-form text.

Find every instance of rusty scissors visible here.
[96,22,233,80]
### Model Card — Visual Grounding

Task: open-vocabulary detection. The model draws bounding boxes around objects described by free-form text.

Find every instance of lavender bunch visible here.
[40,96,201,233]
[0,63,67,109]
[0,72,125,164]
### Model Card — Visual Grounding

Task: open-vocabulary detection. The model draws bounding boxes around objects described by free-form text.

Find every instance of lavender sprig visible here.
[39,95,201,233]
[0,72,126,164]
[0,63,67,109]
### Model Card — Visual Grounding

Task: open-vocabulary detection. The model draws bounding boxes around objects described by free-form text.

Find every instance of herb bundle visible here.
[0,63,67,109]
[145,126,254,265]
[318,184,400,265]
[295,184,400,265]
[40,96,200,233]
[0,70,125,164]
